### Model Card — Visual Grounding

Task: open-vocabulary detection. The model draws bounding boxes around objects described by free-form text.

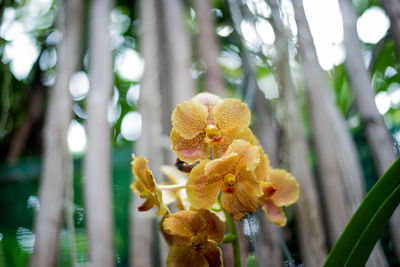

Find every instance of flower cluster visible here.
[131,93,300,267]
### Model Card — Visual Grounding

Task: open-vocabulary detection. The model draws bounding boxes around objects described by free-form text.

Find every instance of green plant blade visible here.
[324,157,400,267]
[345,184,400,266]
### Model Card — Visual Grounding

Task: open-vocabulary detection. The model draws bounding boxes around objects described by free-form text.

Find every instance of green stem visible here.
[223,209,241,267]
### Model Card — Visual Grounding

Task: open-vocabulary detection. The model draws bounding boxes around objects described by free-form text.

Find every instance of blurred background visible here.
[0,0,400,266]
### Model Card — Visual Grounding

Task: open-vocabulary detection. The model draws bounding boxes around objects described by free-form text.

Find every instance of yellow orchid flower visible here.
[161,165,191,211]
[170,92,256,164]
[160,209,225,267]
[259,169,300,226]
[130,154,169,216]
[186,140,263,220]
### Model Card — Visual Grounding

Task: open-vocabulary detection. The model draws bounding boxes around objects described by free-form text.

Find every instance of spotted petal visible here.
[211,128,257,159]
[262,199,287,226]
[212,98,251,135]
[268,169,300,207]
[171,100,208,139]
[162,210,207,241]
[225,140,260,171]
[131,154,168,216]
[170,129,209,164]
[166,245,208,267]
[255,148,270,182]
[203,243,223,267]
[131,155,155,191]
[195,209,225,244]
[204,152,238,177]
[220,167,261,220]
[192,92,222,114]
[187,160,222,209]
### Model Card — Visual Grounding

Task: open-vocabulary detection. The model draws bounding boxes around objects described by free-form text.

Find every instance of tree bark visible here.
[292,0,354,244]
[83,0,114,266]
[293,1,389,265]
[339,0,400,261]
[382,0,400,58]
[30,0,82,266]
[253,89,283,267]
[193,0,225,96]
[130,0,165,266]
[266,0,328,266]
[162,0,195,107]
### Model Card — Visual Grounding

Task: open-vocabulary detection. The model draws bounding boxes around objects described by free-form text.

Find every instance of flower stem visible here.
[158,183,186,190]
[223,209,241,267]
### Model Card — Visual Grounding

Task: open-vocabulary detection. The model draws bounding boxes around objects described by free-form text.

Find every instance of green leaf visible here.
[324,157,400,266]
[246,254,258,267]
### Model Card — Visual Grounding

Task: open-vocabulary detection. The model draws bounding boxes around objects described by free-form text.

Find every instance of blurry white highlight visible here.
[69,71,90,101]
[375,91,391,114]
[121,111,142,141]
[115,48,144,81]
[357,7,389,44]
[67,120,87,154]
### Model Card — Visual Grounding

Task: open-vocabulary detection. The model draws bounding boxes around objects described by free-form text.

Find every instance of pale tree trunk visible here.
[130,0,165,266]
[158,0,196,166]
[193,0,225,96]
[293,1,388,265]
[266,0,328,266]
[155,0,174,165]
[30,0,82,266]
[163,0,195,107]
[382,0,400,58]
[84,0,114,266]
[253,89,283,267]
[339,0,400,261]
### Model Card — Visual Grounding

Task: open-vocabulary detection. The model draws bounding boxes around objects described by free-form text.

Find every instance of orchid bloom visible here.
[170,92,256,164]
[259,169,300,226]
[130,154,169,216]
[186,140,263,220]
[160,209,225,267]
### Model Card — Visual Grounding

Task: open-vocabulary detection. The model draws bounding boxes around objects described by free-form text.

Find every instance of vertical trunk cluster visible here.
[193,0,225,96]
[339,0,400,260]
[30,0,82,266]
[130,0,165,266]
[293,0,388,265]
[83,0,114,266]
[266,0,328,266]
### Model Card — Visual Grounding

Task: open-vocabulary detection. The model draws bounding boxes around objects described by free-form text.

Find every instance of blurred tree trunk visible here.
[30,0,82,266]
[6,66,43,165]
[193,0,225,96]
[253,89,283,267]
[163,0,195,107]
[130,0,165,266]
[293,0,388,265]
[339,0,397,183]
[382,0,400,58]
[266,0,328,266]
[158,0,196,165]
[83,0,114,266]
[339,0,400,260]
